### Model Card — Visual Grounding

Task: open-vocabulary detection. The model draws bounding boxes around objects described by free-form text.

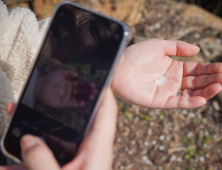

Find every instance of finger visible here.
[63,88,117,170]
[0,165,27,170]
[21,135,60,170]
[160,39,200,57]
[182,83,222,100]
[62,70,78,79]
[164,96,206,109]
[183,62,222,77]
[181,73,222,90]
[6,103,15,116]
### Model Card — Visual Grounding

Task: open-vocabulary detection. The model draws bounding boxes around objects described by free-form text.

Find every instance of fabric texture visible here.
[0,0,51,137]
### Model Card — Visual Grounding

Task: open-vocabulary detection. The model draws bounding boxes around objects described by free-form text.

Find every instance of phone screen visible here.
[3,3,126,165]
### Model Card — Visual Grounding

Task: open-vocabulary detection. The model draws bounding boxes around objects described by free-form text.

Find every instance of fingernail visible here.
[21,135,37,153]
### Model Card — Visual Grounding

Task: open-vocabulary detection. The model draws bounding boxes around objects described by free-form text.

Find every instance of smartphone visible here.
[1,1,130,166]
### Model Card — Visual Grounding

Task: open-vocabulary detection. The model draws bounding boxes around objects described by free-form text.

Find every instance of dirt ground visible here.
[2,0,222,169]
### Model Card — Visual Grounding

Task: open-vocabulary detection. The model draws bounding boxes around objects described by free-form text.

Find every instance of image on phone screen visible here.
[3,3,127,166]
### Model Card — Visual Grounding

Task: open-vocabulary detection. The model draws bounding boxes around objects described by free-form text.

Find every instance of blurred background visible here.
[2,0,222,169]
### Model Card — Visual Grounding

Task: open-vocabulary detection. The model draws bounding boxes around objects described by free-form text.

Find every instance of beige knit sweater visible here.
[0,0,51,137]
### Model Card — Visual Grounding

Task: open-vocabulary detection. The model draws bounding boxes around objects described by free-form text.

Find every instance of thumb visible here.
[21,135,60,170]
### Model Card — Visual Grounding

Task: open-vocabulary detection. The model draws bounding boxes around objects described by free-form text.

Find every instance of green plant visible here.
[144,115,150,121]
[124,110,131,119]
[182,137,193,145]
[118,103,124,110]
[184,148,195,160]
[158,112,164,118]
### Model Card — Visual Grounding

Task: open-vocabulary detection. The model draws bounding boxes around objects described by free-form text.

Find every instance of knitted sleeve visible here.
[0,0,50,137]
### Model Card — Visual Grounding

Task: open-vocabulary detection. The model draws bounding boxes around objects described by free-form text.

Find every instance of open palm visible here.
[112,39,222,109]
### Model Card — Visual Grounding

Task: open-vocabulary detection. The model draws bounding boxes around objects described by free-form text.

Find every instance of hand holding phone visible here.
[3,88,117,170]
[1,1,130,166]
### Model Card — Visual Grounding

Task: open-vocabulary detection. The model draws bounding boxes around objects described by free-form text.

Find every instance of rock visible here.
[212,100,220,111]
[183,4,222,30]
[32,0,64,20]
[199,37,222,60]
[33,0,145,26]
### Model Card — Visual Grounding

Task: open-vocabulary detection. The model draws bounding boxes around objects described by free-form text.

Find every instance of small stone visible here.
[159,135,165,141]
[142,156,153,165]
[216,39,221,44]
[182,110,187,115]
[214,166,218,170]
[128,164,132,169]
[159,146,164,150]
[170,155,176,162]
[117,138,121,143]
[177,157,182,162]
[148,27,154,32]
[144,141,149,146]
[155,77,167,86]
[199,156,205,162]
[155,23,161,29]
[214,135,218,139]
[205,154,209,158]
[203,144,208,148]
[157,13,162,18]
[194,33,201,39]
[120,166,124,170]
[159,167,163,170]
[189,112,195,118]
[131,140,136,145]
[152,140,157,145]
[128,150,133,155]
[166,136,171,141]
[213,100,220,110]
[187,132,193,137]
